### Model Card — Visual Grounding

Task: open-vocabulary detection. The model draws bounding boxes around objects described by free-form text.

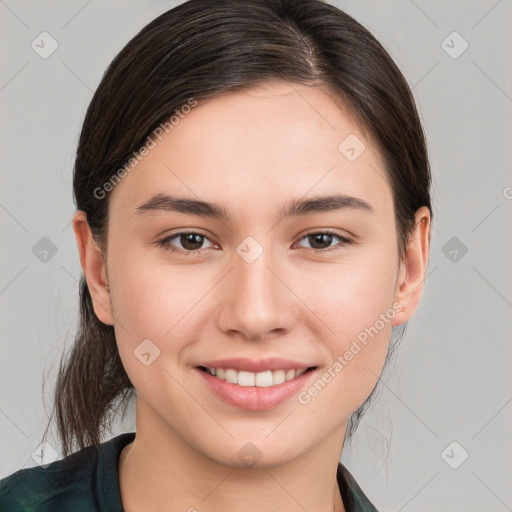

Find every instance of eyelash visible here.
[156,229,353,257]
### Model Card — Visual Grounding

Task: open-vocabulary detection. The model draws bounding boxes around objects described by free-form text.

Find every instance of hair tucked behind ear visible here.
[41,0,432,456]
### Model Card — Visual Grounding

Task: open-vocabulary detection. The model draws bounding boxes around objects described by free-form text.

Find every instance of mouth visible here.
[197,366,317,387]
[194,362,318,411]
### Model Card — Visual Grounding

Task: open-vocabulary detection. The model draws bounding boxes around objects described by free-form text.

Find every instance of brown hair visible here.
[42,0,432,456]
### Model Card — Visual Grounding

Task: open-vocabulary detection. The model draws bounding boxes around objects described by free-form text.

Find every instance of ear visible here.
[392,206,431,326]
[72,210,114,325]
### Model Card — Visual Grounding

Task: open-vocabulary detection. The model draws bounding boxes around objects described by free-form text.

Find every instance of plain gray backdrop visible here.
[1,1,511,511]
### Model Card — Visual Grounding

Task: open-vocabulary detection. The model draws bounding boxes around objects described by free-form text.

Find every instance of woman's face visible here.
[79,80,428,468]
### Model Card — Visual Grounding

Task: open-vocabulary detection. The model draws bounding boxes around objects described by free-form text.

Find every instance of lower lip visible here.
[196,368,316,411]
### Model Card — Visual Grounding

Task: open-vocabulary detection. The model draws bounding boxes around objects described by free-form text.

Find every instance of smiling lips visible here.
[199,367,309,387]
[196,357,317,410]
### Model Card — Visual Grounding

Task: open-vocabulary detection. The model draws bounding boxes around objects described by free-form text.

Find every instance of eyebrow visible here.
[133,192,373,220]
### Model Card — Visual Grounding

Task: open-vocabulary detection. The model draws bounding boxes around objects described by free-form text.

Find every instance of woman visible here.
[0,0,431,510]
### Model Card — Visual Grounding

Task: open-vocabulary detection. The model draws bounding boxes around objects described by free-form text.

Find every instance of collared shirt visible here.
[0,432,379,511]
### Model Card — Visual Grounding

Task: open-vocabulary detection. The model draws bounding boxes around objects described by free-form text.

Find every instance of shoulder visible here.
[0,442,99,512]
[0,433,135,512]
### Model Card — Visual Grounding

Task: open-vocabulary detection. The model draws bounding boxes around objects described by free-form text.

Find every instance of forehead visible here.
[108,81,391,219]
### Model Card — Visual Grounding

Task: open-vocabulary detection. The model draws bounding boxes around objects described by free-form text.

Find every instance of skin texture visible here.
[73,80,430,512]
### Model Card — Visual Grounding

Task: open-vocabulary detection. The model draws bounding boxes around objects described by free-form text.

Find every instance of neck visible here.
[119,398,347,512]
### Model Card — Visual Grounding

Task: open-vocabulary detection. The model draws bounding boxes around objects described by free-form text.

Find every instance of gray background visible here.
[1,1,511,510]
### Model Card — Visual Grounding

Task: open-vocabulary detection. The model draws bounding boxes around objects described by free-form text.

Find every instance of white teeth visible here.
[255,370,273,387]
[238,371,255,386]
[285,369,296,381]
[272,369,286,385]
[205,367,309,387]
[224,369,238,384]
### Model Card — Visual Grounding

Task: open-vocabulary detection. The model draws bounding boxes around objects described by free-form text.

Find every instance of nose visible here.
[214,247,298,342]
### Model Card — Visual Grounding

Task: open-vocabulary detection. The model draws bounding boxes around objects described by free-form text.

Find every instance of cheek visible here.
[109,243,212,339]
[300,242,398,344]
[295,245,398,409]
[108,247,223,396]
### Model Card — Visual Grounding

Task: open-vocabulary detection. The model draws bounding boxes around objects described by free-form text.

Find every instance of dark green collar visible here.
[337,463,379,511]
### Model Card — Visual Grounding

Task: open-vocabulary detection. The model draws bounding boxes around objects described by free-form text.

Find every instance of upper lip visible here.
[197,357,316,373]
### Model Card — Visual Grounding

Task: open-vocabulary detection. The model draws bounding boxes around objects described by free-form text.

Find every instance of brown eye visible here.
[178,233,204,251]
[296,231,353,252]
[157,231,215,255]
[308,233,334,250]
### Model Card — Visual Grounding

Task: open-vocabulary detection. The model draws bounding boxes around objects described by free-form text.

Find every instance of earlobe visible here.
[391,206,431,326]
[72,210,114,325]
